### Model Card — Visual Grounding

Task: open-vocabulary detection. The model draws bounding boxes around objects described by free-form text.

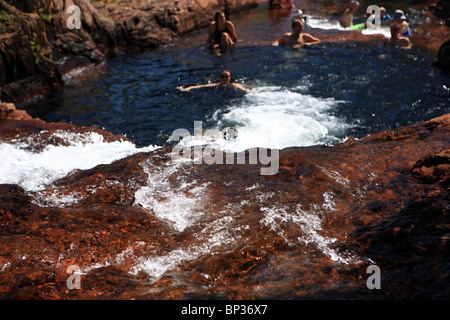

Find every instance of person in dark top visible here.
[206,12,238,50]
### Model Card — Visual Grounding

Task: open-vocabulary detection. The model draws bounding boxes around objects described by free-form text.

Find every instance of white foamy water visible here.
[134,157,210,232]
[0,131,159,192]
[173,86,349,153]
[261,203,358,264]
[306,16,391,37]
[215,86,347,152]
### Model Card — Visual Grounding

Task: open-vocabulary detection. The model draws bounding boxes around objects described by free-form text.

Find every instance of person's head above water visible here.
[219,70,234,85]
[349,1,359,12]
[291,19,304,34]
[214,12,226,25]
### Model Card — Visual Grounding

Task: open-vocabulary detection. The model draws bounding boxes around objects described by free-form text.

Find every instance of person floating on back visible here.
[273,19,320,49]
[340,1,360,28]
[207,12,238,50]
[177,70,251,93]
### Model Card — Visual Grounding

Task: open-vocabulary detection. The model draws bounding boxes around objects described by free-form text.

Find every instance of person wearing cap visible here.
[391,10,411,37]
[273,19,320,49]
[340,1,360,28]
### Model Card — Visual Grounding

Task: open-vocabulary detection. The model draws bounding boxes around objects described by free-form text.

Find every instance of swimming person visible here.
[391,10,411,37]
[384,24,411,48]
[340,1,360,28]
[177,70,251,93]
[273,19,320,49]
[206,12,238,50]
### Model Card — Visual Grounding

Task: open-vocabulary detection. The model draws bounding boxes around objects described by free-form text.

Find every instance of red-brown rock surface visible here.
[0,113,448,299]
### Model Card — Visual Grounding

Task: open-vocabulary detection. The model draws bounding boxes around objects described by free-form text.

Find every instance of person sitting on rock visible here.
[207,12,238,50]
[177,70,251,93]
[391,10,411,37]
[340,1,360,28]
[384,24,412,48]
[273,19,320,49]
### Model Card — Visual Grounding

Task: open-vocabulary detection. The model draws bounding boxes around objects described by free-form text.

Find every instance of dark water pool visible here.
[25,2,450,149]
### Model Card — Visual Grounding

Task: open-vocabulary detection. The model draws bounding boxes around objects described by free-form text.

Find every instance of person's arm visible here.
[226,21,238,43]
[177,83,218,92]
[339,9,351,27]
[232,83,251,93]
[273,33,288,46]
[399,21,410,36]
[302,33,320,45]
[398,37,412,49]
[206,22,216,45]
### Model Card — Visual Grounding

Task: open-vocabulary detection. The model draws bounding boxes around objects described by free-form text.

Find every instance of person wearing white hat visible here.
[391,9,411,37]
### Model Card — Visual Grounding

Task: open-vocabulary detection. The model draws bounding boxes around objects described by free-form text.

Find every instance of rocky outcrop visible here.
[430,0,450,24]
[0,0,258,104]
[433,39,450,71]
[0,102,33,120]
[0,113,448,299]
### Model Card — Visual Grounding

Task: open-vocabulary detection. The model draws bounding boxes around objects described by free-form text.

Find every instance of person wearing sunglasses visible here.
[177,70,251,92]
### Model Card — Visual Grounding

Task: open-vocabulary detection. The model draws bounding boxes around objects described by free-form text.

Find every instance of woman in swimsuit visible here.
[206,12,238,50]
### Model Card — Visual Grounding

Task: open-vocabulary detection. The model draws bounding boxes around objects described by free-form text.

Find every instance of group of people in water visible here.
[339,1,411,48]
[178,1,414,92]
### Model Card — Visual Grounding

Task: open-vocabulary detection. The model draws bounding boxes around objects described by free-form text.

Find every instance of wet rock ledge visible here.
[0,105,448,299]
[0,0,258,103]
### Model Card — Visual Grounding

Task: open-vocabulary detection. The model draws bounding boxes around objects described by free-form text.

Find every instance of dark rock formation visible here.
[0,113,448,299]
[433,39,450,71]
[430,0,450,24]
